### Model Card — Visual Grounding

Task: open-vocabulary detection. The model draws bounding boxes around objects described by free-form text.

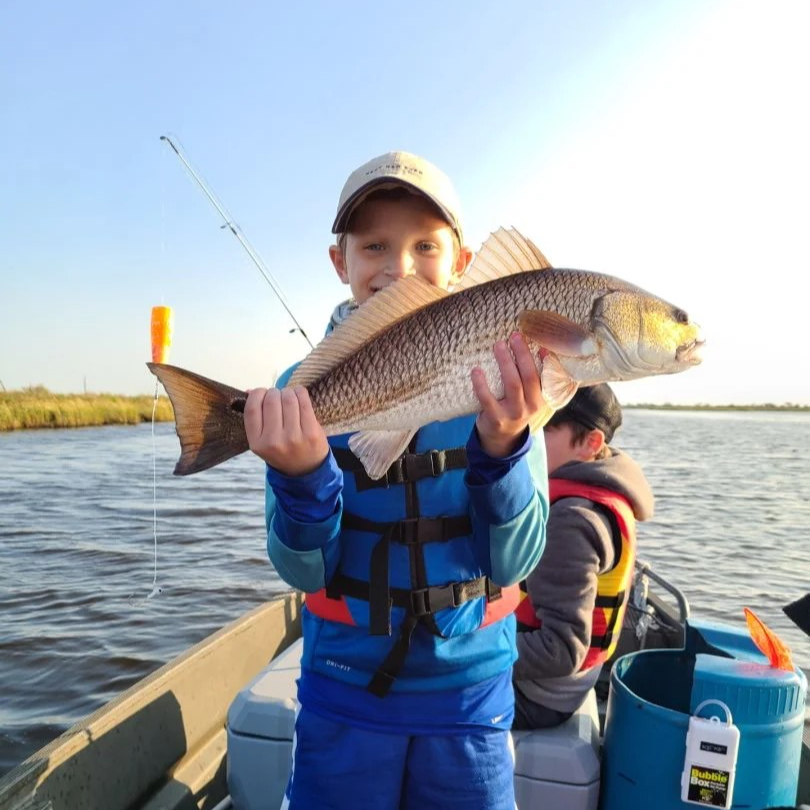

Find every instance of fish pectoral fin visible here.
[539,353,579,410]
[349,429,417,481]
[518,310,596,357]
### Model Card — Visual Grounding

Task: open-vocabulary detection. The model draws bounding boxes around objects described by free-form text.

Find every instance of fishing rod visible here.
[160,134,314,349]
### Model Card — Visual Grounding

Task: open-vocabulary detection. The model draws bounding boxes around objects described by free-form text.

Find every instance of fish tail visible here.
[146,363,250,475]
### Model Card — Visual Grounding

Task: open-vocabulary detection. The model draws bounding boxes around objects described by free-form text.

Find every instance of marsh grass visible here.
[2,388,806,432]
[0,387,174,430]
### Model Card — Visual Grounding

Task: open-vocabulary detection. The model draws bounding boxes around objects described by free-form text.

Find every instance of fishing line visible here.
[134,152,174,605]
[130,384,163,605]
[147,380,162,599]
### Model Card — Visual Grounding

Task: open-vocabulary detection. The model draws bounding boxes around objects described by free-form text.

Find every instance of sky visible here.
[2,0,809,406]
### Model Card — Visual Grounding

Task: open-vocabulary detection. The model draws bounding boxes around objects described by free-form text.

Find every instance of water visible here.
[1,411,809,776]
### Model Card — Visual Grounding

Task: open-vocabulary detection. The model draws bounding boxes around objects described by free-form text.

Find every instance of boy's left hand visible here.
[472,333,544,458]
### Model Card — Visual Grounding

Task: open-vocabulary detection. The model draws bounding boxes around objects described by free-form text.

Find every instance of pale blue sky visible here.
[2,0,808,405]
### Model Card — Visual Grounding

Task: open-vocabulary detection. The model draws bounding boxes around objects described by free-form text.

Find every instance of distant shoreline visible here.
[1,389,807,431]
[0,389,174,431]
[625,403,810,412]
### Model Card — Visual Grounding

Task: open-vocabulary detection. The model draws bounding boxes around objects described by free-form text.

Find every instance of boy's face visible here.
[544,423,605,474]
[329,193,472,304]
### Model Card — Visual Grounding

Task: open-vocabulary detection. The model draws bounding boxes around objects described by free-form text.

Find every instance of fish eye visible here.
[674,309,689,324]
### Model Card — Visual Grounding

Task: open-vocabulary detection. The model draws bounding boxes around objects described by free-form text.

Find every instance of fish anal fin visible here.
[539,354,579,410]
[519,310,595,357]
[289,277,449,388]
[526,400,557,435]
[453,227,552,292]
[348,428,417,480]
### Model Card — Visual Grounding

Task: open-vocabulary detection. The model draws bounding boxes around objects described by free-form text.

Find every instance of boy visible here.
[244,152,549,810]
[512,384,654,729]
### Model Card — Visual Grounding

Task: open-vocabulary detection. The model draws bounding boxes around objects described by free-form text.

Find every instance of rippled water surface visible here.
[1,411,809,775]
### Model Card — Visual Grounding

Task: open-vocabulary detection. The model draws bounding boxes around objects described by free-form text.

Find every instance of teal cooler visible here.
[600,619,807,809]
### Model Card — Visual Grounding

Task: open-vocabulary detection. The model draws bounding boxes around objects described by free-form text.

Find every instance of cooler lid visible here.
[227,638,303,741]
[691,653,808,726]
[687,618,763,663]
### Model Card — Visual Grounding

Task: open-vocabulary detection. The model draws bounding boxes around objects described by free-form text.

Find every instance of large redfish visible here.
[149,228,703,479]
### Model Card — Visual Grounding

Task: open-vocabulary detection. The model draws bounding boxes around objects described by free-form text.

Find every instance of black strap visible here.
[369,525,394,636]
[341,513,471,635]
[486,578,503,602]
[598,588,626,649]
[333,447,468,491]
[517,591,626,645]
[357,576,493,698]
[342,513,472,545]
[327,572,491,616]
[368,615,418,697]
[327,571,493,697]
[595,590,624,609]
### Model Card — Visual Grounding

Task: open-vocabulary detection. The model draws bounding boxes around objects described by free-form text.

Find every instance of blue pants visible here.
[281,707,516,810]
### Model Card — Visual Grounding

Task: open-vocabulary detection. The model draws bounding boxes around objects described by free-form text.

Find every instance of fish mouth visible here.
[676,338,705,365]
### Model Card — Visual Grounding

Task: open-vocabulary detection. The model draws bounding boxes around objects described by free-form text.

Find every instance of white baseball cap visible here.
[332,151,464,242]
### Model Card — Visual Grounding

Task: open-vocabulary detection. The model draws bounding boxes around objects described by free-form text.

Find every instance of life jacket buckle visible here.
[398,518,421,545]
[403,450,445,481]
[409,587,432,616]
[396,517,448,545]
[451,581,465,606]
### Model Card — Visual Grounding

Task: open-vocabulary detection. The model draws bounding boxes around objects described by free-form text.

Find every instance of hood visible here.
[326,298,358,335]
[551,447,654,521]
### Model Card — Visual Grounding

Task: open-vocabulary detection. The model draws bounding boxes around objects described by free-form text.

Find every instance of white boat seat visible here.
[227,638,304,810]
[513,690,601,810]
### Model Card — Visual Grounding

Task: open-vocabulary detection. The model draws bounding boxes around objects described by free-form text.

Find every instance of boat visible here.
[0,565,807,810]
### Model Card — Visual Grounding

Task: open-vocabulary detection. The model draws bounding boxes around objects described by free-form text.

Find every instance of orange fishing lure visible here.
[744,607,794,670]
[151,306,174,364]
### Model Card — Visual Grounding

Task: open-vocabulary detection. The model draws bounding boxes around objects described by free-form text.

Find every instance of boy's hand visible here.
[244,386,330,477]
[472,333,544,458]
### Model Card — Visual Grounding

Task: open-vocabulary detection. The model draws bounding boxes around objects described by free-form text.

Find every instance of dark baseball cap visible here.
[550,384,623,443]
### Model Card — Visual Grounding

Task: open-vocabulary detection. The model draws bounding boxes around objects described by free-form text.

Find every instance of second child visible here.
[512,383,654,729]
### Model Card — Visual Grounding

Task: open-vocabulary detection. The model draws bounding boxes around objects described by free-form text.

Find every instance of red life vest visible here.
[515,478,636,670]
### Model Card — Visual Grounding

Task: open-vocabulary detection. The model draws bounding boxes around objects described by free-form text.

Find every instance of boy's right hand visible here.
[244,387,330,477]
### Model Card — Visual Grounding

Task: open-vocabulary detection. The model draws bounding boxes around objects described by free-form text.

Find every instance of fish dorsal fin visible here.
[289,276,449,388]
[453,227,552,292]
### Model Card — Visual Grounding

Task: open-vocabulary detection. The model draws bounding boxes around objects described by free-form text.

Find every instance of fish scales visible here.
[307,269,630,431]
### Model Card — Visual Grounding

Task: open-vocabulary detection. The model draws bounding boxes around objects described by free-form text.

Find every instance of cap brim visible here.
[331,177,460,239]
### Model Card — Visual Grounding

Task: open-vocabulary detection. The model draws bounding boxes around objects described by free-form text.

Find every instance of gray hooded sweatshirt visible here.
[512,448,654,713]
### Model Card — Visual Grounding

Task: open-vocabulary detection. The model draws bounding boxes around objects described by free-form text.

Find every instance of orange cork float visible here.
[150,306,174,364]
